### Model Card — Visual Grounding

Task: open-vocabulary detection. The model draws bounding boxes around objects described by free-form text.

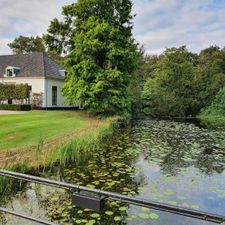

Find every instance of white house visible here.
[0,52,77,108]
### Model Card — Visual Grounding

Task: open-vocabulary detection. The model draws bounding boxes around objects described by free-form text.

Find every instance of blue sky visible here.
[0,0,225,55]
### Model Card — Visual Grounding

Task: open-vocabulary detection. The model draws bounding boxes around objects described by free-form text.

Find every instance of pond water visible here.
[1,119,225,225]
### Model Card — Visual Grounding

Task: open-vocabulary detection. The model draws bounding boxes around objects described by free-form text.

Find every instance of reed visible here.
[0,116,120,196]
[36,135,45,169]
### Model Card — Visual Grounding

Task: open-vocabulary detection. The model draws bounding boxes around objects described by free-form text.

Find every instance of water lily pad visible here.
[164,189,175,196]
[86,219,96,225]
[90,213,100,219]
[141,207,150,212]
[105,211,114,216]
[149,213,159,220]
[119,207,127,211]
[87,184,95,188]
[168,201,177,206]
[191,205,200,210]
[181,203,189,208]
[114,216,122,221]
[138,213,149,219]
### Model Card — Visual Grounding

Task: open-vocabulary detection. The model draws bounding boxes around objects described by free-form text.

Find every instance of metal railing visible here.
[0,170,225,225]
[0,208,57,225]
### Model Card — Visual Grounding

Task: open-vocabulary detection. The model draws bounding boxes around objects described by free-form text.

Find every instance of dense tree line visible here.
[140,46,225,118]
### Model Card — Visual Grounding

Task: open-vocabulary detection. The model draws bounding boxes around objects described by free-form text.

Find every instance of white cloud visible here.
[0,0,74,54]
[0,38,12,55]
[132,0,225,54]
[0,0,225,55]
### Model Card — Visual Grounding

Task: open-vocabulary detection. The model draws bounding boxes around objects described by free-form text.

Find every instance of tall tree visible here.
[8,35,45,54]
[196,46,225,108]
[61,0,140,115]
[128,52,161,118]
[43,3,76,56]
[141,46,198,117]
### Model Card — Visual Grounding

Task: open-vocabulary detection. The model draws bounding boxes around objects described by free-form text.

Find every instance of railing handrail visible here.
[0,169,225,224]
[0,207,57,225]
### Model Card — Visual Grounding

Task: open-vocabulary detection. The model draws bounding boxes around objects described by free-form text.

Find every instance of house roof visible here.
[0,52,65,80]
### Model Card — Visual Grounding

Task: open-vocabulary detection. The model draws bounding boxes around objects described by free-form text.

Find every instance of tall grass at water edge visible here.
[0,117,119,196]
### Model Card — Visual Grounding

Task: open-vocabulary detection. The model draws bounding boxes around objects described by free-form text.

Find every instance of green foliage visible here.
[0,83,29,101]
[59,123,110,165]
[195,46,225,108]
[141,46,225,118]
[128,53,161,118]
[0,104,31,111]
[202,87,225,115]
[8,35,62,62]
[60,0,140,116]
[43,3,76,56]
[8,35,45,54]
[141,46,198,117]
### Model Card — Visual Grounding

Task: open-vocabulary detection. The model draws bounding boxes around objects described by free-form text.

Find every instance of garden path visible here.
[0,110,27,115]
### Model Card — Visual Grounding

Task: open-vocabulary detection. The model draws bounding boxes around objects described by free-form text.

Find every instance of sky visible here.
[0,0,225,55]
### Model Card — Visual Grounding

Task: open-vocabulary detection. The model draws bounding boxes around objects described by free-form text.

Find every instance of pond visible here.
[1,119,225,225]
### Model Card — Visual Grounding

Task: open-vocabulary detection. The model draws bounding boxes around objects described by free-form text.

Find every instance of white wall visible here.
[45,78,66,107]
[0,77,72,107]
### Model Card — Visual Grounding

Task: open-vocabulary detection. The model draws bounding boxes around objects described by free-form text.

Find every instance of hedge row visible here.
[0,104,31,111]
[0,83,29,101]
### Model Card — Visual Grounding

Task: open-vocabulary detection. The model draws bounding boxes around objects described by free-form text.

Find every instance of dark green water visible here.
[1,120,225,225]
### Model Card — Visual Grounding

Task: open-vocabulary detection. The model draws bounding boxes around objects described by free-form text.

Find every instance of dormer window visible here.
[4,66,21,77]
[58,69,67,77]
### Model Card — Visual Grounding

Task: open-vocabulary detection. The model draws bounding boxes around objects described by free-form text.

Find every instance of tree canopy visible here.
[8,35,45,54]
[61,0,140,115]
[141,46,225,117]
[43,3,76,56]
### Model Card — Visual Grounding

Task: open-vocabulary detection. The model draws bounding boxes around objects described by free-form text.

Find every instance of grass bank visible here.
[0,111,88,151]
[0,111,119,168]
[0,111,120,195]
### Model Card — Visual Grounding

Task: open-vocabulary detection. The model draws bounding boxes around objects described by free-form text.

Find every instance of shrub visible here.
[201,87,225,116]
[0,83,29,101]
[0,104,31,111]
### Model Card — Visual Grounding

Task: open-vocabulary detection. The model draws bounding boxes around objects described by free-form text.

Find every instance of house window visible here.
[28,86,32,104]
[5,66,20,77]
[6,68,13,77]
[52,86,57,106]
[58,69,67,77]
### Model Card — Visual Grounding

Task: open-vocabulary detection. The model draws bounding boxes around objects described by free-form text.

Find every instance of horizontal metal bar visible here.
[0,207,58,225]
[0,170,225,224]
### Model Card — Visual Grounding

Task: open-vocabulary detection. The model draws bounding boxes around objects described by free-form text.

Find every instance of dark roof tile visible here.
[0,52,65,80]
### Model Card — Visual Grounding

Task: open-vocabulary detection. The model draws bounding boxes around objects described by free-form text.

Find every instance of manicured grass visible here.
[0,111,88,151]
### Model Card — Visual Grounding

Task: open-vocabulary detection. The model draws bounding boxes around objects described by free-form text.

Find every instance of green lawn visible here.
[0,111,88,151]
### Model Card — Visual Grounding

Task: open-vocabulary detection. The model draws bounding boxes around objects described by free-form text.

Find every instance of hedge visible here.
[0,83,29,101]
[0,104,31,111]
